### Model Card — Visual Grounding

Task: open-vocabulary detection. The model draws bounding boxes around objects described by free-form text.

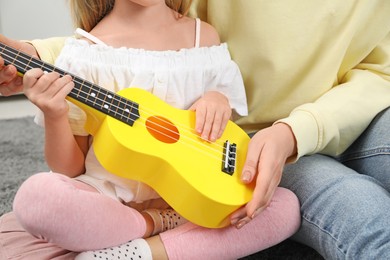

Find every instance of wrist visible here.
[274,122,297,161]
[43,111,69,128]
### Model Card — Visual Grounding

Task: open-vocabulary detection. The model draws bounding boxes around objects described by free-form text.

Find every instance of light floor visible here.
[0,94,38,120]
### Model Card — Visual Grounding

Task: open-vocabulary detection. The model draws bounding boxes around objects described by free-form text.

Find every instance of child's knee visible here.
[271,187,301,229]
[13,172,60,230]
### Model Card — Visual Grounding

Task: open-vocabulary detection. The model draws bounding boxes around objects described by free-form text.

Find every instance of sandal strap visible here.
[143,208,187,235]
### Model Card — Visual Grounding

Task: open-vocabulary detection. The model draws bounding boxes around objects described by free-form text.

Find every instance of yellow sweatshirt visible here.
[30,0,390,159]
[189,0,390,158]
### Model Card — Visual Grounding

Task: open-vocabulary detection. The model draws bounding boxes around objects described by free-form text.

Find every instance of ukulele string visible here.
[133,117,229,163]
[1,46,238,168]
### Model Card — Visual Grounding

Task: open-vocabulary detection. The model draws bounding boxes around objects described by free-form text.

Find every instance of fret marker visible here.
[108,95,113,99]
[124,108,130,113]
[91,93,96,97]
[104,104,109,109]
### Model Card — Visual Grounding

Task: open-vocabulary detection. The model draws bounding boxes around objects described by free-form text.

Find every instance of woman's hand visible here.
[0,64,23,95]
[0,34,38,96]
[23,68,74,119]
[230,123,297,228]
[189,91,231,142]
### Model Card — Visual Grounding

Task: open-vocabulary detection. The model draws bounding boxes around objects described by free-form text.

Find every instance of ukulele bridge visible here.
[222,140,237,175]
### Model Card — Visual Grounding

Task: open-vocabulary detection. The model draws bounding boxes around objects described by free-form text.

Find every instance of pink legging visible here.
[12,172,300,257]
[13,172,147,251]
[160,187,301,259]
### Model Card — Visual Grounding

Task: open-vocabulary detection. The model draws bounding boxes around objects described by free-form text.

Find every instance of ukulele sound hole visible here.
[145,116,180,144]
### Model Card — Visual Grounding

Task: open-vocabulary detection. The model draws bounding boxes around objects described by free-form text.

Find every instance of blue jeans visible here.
[280,107,390,260]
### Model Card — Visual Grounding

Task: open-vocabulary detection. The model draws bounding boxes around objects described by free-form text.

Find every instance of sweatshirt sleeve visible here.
[277,33,390,159]
[26,37,68,64]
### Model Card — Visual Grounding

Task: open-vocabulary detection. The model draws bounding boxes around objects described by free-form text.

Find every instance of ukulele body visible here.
[80,87,252,228]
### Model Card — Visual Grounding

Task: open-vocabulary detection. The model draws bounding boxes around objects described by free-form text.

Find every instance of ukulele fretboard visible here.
[0,42,140,126]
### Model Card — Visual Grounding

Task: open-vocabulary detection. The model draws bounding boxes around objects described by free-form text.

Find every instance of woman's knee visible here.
[293,174,390,259]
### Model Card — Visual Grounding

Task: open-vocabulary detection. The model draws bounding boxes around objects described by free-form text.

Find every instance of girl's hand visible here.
[189,91,231,142]
[230,123,297,228]
[23,68,74,119]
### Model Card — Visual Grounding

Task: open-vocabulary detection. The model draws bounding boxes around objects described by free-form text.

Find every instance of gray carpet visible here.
[0,116,324,259]
[0,116,48,216]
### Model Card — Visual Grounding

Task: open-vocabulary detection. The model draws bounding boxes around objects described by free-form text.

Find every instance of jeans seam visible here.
[336,147,390,163]
[302,212,347,259]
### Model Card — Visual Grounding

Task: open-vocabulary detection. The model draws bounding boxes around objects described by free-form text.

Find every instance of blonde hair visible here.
[69,0,193,32]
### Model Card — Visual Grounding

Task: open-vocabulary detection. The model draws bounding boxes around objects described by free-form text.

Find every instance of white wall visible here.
[0,0,73,40]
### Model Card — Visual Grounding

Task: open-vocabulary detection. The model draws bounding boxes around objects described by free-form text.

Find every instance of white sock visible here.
[75,238,153,260]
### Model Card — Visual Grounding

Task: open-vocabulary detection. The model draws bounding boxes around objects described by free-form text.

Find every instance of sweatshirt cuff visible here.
[276,109,320,161]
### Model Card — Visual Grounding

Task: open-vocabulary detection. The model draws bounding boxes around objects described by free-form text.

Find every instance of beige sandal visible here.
[142,208,188,236]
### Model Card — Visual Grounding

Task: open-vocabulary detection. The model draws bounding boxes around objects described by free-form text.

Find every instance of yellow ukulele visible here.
[0,42,253,228]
